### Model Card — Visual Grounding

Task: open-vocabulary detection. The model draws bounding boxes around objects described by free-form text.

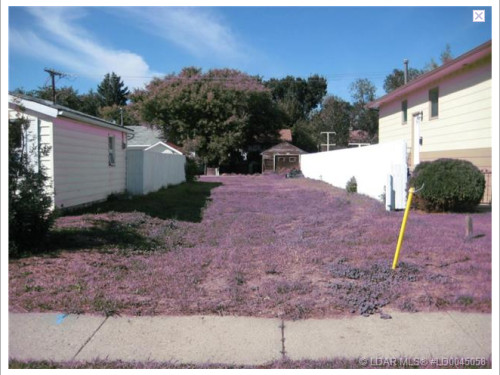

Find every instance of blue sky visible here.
[6,5,493,102]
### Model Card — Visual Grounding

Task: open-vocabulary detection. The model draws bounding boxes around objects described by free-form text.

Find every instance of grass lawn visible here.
[65,181,222,222]
[9,175,491,319]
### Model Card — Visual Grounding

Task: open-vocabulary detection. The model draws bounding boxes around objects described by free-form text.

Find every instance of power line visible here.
[44,68,67,104]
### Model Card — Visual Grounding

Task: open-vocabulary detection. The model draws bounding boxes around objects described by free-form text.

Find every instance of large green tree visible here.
[18,86,83,109]
[383,68,424,93]
[265,74,327,126]
[349,78,379,138]
[316,96,351,147]
[97,72,130,107]
[131,67,283,167]
[292,95,352,152]
[99,104,138,126]
[79,89,101,117]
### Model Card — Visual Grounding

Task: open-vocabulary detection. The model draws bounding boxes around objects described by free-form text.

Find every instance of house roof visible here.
[279,129,292,142]
[126,125,165,146]
[8,94,133,134]
[165,141,184,154]
[261,142,308,156]
[126,125,184,154]
[367,40,492,109]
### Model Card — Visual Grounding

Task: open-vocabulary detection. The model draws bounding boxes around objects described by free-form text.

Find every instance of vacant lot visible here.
[9,175,491,319]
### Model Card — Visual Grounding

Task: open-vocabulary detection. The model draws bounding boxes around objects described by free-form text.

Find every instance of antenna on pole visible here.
[321,131,336,151]
[44,68,66,104]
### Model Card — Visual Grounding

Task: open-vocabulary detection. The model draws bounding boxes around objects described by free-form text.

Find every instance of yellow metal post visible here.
[392,187,415,270]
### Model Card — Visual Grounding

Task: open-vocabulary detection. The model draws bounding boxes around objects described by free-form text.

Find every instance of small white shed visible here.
[125,125,186,195]
[8,95,134,209]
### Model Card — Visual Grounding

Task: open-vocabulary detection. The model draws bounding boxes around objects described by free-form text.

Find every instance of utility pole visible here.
[321,131,336,151]
[44,68,66,104]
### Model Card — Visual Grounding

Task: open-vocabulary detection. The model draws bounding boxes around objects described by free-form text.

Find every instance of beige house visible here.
[368,40,492,203]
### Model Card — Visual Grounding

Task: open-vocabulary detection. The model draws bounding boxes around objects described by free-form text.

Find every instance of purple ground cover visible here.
[9,357,492,369]
[9,175,491,319]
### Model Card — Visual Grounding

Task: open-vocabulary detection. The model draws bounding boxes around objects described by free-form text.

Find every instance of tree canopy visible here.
[97,72,130,107]
[316,96,351,147]
[290,95,352,152]
[383,68,424,93]
[131,67,283,167]
[349,78,379,138]
[16,86,82,109]
[264,75,327,126]
[383,44,454,93]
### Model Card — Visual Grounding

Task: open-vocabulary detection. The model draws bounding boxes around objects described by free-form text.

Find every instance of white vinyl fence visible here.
[301,140,408,210]
[127,149,186,195]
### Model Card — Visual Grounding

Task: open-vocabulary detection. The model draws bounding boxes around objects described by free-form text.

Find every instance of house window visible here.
[108,135,116,166]
[401,100,408,124]
[289,157,297,162]
[429,87,439,118]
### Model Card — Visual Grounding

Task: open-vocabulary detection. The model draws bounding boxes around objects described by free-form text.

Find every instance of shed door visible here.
[412,112,422,166]
[263,158,274,171]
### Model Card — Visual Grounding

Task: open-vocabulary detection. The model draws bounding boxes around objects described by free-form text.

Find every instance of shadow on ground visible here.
[46,220,157,253]
[64,181,222,223]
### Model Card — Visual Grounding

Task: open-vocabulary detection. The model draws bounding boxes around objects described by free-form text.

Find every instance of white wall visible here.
[301,140,408,209]
[127,149,186,195]
[52,118,127,208]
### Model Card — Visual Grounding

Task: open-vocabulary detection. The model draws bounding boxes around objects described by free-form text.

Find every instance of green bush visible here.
[410,158,485,212]
[9,112,56,257]
[185,157,200,182]
[346,176,357,193]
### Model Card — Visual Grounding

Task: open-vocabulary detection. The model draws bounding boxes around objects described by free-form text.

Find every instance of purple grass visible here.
[9,357,492,369]
[9,175,491,319]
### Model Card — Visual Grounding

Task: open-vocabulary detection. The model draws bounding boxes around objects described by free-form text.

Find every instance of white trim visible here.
[9,95,58,117]
[144,141,183,155]
[9,95,133,134]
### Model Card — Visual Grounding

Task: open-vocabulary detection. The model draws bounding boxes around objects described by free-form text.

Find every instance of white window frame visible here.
[108,135,116,166]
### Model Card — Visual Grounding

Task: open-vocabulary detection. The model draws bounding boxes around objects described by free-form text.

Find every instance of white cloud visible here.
[10,7,162,89]
[121,7,250,63]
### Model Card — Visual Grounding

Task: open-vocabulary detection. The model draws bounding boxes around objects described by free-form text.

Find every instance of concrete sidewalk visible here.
[9,311,491,366]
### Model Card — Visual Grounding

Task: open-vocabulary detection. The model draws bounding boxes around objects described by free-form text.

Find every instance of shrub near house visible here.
[410,158,485,212]
[9,114,55,256]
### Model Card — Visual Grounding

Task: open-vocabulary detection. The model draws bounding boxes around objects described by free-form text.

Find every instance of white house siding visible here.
[8,110,56,205]
[126,149,186,195]
[52,117,127,208]
[378,57,491,171]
